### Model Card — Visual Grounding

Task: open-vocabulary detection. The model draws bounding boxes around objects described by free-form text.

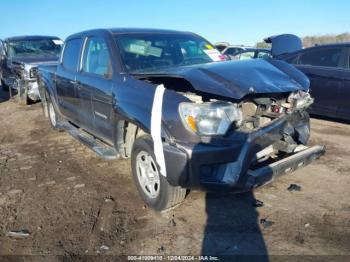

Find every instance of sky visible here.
[1,0,349,46]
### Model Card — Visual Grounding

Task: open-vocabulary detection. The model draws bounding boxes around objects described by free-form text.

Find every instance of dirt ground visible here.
[0,87,349,261]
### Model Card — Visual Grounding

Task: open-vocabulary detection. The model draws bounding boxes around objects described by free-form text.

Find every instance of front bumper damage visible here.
[246,145,325,189]
[24,80,40,101]
[162,111,325,192]
[7,77,41,101]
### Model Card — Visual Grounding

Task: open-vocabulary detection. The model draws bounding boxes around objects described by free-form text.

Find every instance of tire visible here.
[46,93,63,130]
[131,135,187,211]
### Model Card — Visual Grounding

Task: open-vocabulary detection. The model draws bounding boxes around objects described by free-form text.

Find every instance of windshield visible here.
[6,39,63,58]
[114,33,224,74]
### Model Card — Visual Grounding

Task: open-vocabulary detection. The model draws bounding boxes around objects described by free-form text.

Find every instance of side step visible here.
[59,121,119,160]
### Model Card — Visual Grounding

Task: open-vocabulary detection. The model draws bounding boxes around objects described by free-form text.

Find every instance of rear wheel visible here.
[46,93,63,130]
[131,135,187,211]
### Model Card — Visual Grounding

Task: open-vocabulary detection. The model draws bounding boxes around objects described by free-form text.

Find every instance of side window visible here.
[298,48,342,68]
[225,48,240,55]
[83,37,111,76]
[238,51,255,60]
[62,38,83,71]
[257,51,271,59]
[284,54,299,64]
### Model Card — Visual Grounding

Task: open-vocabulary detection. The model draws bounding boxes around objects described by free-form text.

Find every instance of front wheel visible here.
[131,135,187,211]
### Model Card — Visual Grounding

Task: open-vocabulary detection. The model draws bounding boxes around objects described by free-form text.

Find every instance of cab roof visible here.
[5,35,61,42]
[66,28,195,40]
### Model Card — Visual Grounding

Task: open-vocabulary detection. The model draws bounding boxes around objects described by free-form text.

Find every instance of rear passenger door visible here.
[295,47,346,118]
[56,38,83,123]
[77,36,114,142]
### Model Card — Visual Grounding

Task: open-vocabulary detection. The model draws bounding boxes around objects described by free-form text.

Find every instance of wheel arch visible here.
[113,119,148,159]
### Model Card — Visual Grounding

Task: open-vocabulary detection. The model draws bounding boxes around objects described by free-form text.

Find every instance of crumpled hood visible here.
[148,59,310,100]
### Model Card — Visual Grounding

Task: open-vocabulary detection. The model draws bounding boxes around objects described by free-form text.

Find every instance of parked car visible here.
[221,45,244,55]
[214,42,230,52]
[268,36,350,121]
[223,46,271,60]
[38,29,324,211]
[0,36,63,104]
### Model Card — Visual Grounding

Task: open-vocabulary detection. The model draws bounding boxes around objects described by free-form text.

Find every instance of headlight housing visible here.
[21,65,38,79]
[179,102,242,136]
[288,91,314,111]
[29,67,38,79]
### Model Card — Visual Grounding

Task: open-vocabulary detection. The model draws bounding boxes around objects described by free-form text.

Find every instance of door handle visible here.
[69,80,77,84]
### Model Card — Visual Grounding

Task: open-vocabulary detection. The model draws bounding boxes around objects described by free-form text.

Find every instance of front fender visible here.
[37,69,61,118]
[112,76,200,143]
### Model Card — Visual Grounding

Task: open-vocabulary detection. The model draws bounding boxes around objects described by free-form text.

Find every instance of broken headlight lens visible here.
[288,91,314,111]
[179,102,242,136]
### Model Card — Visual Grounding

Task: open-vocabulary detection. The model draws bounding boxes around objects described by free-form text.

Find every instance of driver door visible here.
[77,36,114,142]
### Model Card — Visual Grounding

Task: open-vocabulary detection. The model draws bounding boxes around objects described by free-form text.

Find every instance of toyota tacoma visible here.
[38,29,325,211]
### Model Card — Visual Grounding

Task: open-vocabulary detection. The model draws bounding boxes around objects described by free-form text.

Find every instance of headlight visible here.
[179,102,242,136]
[29,67,38,78]
[288,91,314,111]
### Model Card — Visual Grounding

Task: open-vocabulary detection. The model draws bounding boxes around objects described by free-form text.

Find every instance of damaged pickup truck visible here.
[38,29,325,211]
[0,35,63,104]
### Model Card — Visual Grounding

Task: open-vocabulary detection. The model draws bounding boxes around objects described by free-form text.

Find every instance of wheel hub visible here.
[136,151,160,199]
[48,103,56,127]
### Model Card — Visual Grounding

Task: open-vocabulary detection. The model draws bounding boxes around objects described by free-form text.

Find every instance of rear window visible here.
[298,48,342,68]
[62,38,83,71]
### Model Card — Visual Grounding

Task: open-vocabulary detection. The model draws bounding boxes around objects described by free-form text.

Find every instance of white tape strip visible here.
[151,84,167,177]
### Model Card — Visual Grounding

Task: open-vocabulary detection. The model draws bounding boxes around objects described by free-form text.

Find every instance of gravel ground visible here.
[0,87,349,261]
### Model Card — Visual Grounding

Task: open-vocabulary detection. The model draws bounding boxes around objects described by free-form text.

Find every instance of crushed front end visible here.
[162,90,325,192]
[10,62,41,102]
